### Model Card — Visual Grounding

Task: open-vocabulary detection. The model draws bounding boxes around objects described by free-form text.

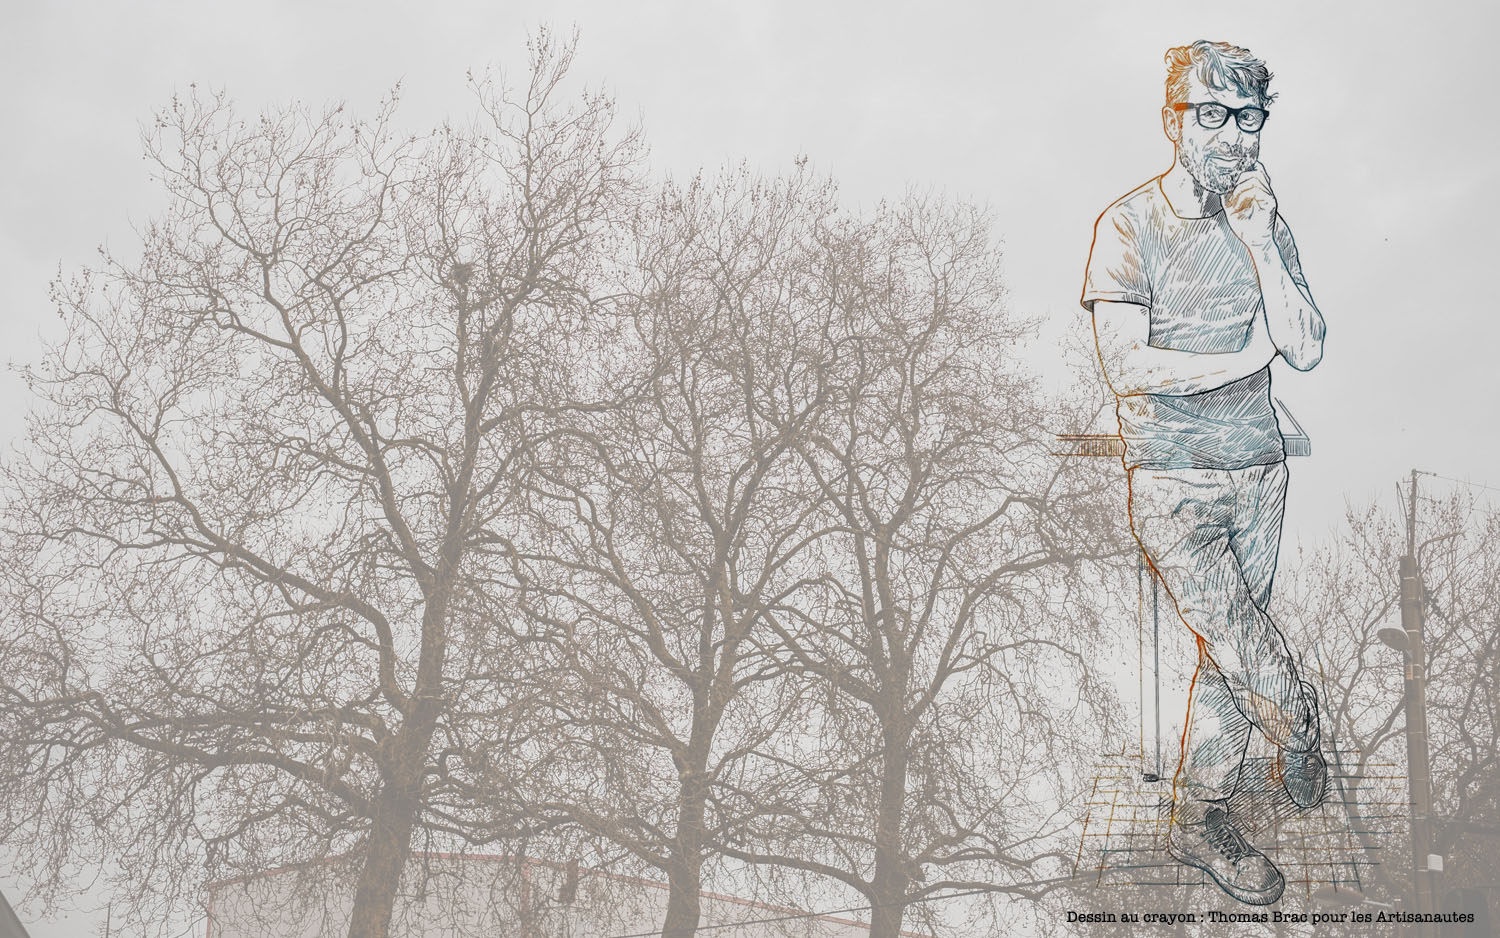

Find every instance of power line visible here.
[600,874,1080,938]
[1416,471,1500,496]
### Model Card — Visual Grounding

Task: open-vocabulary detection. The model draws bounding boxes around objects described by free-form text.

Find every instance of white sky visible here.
[3,0,1497,933]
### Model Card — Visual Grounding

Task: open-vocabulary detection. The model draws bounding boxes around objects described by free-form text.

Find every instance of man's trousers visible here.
[1126,460,1318,808]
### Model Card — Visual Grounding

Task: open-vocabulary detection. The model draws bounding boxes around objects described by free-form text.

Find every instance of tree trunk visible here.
[346,723,431,938]
[346,634,447,938]
[661,765,710,938]
[346,773,419,937]
[346,555,454,938]
[660,859,703,938]
[869,721,911,938]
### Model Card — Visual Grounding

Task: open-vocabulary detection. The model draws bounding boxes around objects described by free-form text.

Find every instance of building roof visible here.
[0,889,32,938]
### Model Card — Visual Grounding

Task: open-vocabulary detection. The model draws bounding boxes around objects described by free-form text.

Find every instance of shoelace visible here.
[1203,808,1252,861]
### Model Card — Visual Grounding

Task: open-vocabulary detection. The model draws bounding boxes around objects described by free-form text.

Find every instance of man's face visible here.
[1162,71,1263,194]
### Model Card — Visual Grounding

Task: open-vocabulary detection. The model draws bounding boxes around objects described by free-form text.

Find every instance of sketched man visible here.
[1081,40,1328,905]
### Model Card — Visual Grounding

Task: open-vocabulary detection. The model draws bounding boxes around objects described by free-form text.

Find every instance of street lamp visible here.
[1376,628,1409,653]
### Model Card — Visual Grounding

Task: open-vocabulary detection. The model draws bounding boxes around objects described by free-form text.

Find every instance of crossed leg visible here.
[1126,461,1317,810]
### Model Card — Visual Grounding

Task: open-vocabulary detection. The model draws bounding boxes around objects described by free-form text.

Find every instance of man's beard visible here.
[1179,143,1252,195]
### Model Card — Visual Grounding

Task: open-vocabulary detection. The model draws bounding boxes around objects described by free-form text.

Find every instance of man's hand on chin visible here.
[1224,160,1277,249]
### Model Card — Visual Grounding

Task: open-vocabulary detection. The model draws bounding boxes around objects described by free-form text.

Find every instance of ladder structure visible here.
[1072,742,1402,905]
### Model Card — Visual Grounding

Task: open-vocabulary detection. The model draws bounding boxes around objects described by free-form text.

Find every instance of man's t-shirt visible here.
[1080,177,1309,471]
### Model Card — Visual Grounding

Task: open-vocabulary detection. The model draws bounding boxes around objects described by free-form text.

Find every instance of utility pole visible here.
[1381,470,1441,936]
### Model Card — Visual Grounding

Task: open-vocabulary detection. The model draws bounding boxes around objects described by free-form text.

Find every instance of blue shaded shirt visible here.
[1081,177,1308,471]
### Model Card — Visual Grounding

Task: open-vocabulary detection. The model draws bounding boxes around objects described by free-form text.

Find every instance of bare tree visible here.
[0,29,1145,938]
[0,30,641,938]
[711,194,1126,938]
[501,164,848,938]
[1277,489,1500,917]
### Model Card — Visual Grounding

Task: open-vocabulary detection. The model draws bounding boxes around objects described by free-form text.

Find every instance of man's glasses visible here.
[1170,102,1269,133]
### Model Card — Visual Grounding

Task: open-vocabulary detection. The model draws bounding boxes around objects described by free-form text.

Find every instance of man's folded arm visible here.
[1090,299,1278,397]
[1251,219,1325,371]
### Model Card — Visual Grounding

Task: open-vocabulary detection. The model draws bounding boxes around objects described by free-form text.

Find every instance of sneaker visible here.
[1281,681,1327,809]
[1166,805,1285,905]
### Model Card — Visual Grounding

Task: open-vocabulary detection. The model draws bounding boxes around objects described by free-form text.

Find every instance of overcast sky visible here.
[2,1,1497,933]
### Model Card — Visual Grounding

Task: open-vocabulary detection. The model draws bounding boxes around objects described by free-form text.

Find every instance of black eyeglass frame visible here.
[1169,101,1270,132]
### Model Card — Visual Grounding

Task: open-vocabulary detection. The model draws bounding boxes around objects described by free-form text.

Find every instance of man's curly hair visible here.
[1165,40,1276,109]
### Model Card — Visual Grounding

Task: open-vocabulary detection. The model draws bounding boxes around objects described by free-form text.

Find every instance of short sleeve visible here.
[1081,206,1152,313]
[1272,213,1310,292]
